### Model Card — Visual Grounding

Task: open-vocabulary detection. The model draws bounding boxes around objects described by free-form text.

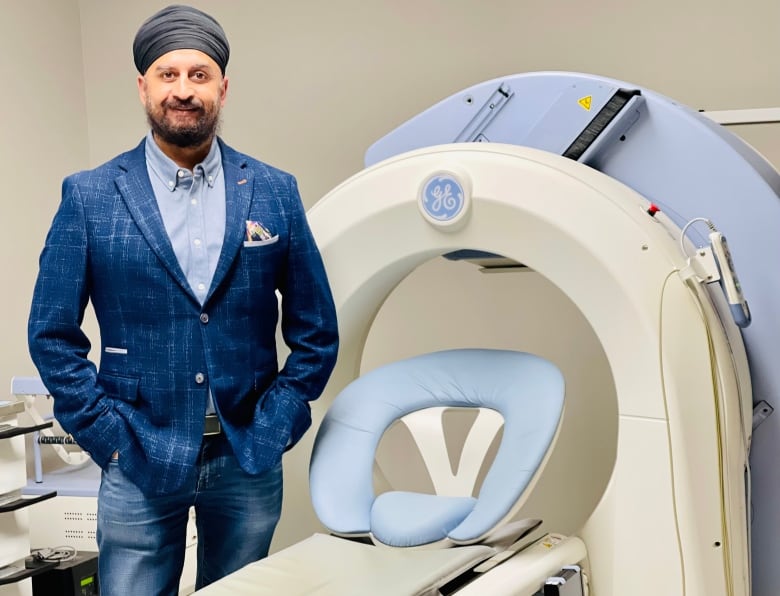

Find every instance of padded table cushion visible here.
[194,533,496,595]
[311,349,565,544]
[371,491,477,547]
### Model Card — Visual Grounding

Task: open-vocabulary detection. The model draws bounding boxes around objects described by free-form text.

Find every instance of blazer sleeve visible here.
[273,176,339,437]
[27,176,133,467]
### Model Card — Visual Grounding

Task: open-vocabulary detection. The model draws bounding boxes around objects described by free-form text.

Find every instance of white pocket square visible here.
[244,235,279,247]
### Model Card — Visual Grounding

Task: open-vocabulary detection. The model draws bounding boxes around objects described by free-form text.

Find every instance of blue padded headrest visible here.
[309,348,565,546]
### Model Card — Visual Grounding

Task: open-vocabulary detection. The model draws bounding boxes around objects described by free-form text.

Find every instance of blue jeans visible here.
[97,433,283,595]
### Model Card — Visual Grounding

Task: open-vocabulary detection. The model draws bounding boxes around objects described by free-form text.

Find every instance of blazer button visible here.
[195,373,205,384]
[200,313,209,324]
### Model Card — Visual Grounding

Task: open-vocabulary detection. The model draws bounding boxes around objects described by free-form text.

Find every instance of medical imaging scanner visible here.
[14,72,778,595]
[193,71,780,595]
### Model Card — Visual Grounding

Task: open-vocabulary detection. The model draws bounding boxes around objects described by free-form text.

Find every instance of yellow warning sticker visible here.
[578,95,592,111]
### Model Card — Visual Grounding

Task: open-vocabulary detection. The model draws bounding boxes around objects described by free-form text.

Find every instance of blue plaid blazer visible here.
[28,138,339,495]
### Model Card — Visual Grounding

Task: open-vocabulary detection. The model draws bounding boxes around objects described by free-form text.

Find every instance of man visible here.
[28,5,339,594]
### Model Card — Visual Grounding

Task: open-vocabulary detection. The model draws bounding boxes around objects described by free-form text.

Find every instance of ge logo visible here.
[421,175,465,221]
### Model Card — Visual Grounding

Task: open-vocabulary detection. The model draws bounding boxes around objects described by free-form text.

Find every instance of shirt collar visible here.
[144,131,222,192]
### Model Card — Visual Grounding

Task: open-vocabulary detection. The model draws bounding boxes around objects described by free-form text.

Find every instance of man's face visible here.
[137,49,228,148]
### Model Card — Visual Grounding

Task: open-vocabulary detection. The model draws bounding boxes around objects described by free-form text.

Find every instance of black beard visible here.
[147,101,221,148]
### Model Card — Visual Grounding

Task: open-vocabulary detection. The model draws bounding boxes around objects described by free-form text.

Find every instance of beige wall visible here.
[76,0,780,200]
[0,0,88,395]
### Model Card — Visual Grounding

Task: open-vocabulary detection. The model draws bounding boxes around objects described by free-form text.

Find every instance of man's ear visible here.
[220,76,229,107]
[137,74,147,105]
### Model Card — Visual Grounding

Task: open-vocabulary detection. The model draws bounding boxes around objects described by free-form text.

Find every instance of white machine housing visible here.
[199,141,752,595]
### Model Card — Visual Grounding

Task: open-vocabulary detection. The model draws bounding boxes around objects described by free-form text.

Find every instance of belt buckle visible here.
[204,414,221,436]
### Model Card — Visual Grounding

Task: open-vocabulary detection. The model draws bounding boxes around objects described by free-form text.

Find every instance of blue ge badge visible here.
[419,172,471,231]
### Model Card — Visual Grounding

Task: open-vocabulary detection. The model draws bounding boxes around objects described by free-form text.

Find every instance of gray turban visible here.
[133,4,230,75]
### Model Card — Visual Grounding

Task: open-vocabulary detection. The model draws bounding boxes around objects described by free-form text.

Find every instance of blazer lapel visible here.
[114,142,196,301]
[207,153,253,302]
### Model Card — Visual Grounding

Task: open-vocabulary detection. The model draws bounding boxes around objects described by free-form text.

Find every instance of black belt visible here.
[204,414,222,436]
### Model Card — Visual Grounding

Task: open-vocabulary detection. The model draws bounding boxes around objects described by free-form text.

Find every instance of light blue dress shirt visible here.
[145,131,226,414]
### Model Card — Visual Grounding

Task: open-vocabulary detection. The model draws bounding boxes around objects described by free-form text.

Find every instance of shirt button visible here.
[200,313,209,324]
[195,373,205,384]
[193,238,202,247]
[197,283,206,291]
[177,170,185,178]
